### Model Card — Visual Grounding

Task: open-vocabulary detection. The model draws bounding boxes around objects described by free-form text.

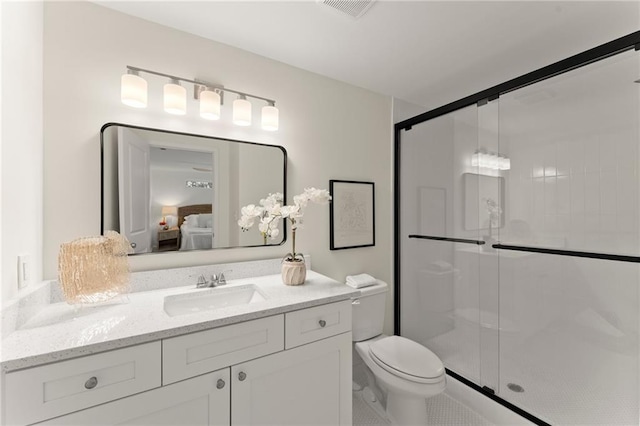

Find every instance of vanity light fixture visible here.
[262,101,279,131]
[120,69,147,108]
[199,88,221,120]
[163,79,187,115]
[120,66,279,131]
[233,95,252,126]
[471,150,511,171]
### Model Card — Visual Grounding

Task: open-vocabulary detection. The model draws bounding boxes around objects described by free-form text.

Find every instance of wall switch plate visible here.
[18,254,31,289]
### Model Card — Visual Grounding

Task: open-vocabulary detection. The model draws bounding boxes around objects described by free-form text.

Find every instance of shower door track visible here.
[446,368,552,426]
[394,29,640,426]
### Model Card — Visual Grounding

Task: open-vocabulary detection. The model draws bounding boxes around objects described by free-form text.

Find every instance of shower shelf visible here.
[408,234,485,245]
[492,244,640,263]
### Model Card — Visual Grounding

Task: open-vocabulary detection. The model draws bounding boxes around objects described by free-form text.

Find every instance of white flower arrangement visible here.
[483,197,502,237]
[238,187,332,261]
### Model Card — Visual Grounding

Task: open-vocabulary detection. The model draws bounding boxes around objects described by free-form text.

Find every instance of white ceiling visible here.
[97,1,639,110]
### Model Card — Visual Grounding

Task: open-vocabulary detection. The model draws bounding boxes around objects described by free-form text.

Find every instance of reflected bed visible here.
[178,204,214,250]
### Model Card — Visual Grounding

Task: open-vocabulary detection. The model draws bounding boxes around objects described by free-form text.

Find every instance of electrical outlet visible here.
[18,254,31,289]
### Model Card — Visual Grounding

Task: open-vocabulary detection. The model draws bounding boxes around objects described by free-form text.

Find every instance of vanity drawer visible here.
[163,314,284,385]
[4,341,161,425]
[285,300,352,349]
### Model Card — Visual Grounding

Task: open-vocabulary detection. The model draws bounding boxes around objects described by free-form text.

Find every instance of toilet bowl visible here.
[352,280,446,425]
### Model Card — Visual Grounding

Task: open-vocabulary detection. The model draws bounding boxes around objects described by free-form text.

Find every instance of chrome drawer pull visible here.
[318,319,327,328]
[216,379,226,389]
[238,371,247,381]
[84,376,98,390]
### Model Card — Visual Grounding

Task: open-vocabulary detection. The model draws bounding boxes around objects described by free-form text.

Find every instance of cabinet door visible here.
[232,332,352,426]
[37,370,230,426]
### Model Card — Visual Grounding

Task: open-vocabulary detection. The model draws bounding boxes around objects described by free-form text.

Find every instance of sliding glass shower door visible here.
[398,45,639,424]
[496,48,639,424]
[398,102,501,391]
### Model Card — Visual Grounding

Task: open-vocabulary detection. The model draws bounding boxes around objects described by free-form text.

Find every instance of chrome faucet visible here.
[196,274,210,288]
[196,270,230,288]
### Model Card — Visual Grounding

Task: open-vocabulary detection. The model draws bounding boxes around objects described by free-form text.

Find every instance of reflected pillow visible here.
[184,215,198,228]
[198,213,213,228]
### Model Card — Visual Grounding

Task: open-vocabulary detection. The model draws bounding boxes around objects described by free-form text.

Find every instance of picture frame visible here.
[329,180,375,250]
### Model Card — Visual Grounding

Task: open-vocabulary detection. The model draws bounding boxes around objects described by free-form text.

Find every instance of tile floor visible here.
[352,362,494,426]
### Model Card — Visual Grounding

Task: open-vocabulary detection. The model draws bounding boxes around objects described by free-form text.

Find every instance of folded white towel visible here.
[345,273,377,289]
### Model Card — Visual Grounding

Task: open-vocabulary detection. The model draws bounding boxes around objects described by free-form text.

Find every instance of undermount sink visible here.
[164,284,267,317]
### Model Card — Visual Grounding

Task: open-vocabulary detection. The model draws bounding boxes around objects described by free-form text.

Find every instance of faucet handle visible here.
[196,274,209,288]
[217,272,227,286]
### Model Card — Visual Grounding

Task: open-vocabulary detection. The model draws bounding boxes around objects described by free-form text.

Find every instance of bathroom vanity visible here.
[1,260,357,425]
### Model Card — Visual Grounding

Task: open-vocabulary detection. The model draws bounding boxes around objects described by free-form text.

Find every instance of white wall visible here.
[392,97,425,124]
[42,2,393,329]
[1,1,44,302]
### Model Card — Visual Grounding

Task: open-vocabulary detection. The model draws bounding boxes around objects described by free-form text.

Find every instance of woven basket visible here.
[58,231,132,304]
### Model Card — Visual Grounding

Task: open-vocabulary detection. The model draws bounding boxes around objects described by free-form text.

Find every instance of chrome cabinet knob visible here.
[84,376,98,390]
[216,379,225,389]
[319,319,327,328]
[130,242,137,248]
[238,371,247,381]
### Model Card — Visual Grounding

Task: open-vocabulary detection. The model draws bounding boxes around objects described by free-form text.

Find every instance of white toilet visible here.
[352,280,446,425]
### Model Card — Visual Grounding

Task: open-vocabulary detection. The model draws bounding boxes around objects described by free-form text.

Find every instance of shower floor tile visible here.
[352,389,495,426]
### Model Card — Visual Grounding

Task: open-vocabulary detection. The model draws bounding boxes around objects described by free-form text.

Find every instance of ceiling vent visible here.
[319,0,376,19]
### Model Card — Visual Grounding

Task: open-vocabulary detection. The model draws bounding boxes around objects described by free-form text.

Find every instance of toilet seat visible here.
[369,336,444,384]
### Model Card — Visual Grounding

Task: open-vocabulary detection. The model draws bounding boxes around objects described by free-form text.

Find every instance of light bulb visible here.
[261,104,279,131]
[233,96,252,126]
[200,89,221,120]
[164,80,186,115]
[121,72,147,108]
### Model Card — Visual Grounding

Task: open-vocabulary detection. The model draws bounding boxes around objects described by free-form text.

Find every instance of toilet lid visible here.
[369,336,444,381]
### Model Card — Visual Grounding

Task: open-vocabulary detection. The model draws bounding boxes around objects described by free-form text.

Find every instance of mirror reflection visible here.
[101,124,287,254]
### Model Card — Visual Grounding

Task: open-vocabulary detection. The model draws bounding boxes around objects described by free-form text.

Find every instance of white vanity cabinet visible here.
[4,300,352,426]
[232,332,352,425]
[35,369,230,426]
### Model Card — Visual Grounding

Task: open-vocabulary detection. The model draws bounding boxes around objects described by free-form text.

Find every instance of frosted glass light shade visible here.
[121,73,147,108]
[261,105,279,131]
[164,82,187,115]
[200,90,221,120]
[233,98,252,126]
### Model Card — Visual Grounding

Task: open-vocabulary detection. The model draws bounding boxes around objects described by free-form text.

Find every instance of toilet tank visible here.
[351,280,388,342]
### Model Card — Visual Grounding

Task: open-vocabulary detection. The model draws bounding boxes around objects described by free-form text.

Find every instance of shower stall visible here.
[395,32,640,425]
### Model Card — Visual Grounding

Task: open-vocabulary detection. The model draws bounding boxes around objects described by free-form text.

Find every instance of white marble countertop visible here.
[1,271,358,372]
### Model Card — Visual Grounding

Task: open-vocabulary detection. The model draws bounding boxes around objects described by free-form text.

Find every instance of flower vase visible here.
[281,259,306,286]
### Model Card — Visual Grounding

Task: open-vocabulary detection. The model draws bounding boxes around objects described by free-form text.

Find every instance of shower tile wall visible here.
[508,132,638,254]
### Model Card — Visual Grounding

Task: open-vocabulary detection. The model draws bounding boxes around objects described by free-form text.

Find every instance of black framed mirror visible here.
[101,123,287,254]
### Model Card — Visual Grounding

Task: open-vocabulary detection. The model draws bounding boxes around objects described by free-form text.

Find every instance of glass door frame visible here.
[393,30,640,426]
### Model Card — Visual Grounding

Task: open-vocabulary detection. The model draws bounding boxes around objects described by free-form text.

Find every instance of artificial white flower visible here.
[293,194,309,208]
[280,205,300,218]
[305,187,331,204]
[260,192,283,208]
[241,204,263,218]
[238,187,330,258]
[237,215,256,230]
